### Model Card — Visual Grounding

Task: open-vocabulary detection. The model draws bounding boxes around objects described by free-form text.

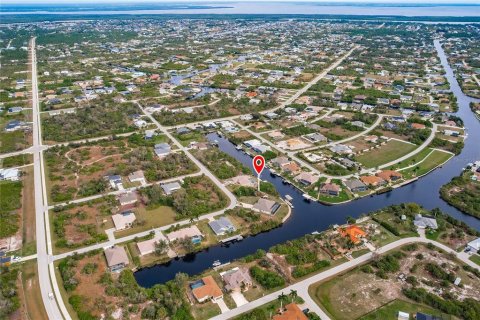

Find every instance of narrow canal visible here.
[134,40,480,287]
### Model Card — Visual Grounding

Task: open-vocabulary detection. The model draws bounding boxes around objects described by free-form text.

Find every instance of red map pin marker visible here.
[252,155,265,175]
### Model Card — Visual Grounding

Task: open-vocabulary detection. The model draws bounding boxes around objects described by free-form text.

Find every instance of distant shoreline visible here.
[1,13,479,25]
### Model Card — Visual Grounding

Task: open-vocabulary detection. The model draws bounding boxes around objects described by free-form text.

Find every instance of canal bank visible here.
[134,40,480,287]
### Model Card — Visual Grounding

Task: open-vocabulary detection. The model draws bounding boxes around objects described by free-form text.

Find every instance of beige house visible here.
[104,246,129,272]
[221,267,253,292]
[111,211,136,231]
[166,226,203,242]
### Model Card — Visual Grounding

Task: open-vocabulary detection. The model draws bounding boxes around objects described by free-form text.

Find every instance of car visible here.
[48,292,54,300]
[12,256,22,263]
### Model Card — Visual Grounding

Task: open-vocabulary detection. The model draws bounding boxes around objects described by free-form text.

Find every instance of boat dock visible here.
[220,235,244,243]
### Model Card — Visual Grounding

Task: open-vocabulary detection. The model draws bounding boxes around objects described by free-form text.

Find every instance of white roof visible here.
[0,168,19,180]
[111,212,136,230]
[468,238,480,250]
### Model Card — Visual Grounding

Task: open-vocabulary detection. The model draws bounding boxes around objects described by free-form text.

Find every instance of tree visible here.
[154,240,168,256]
[278,292,288,310]
[289,289,298,303]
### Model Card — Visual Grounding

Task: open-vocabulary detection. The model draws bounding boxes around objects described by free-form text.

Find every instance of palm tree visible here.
[289,289,298,303]
[278,292,288,310]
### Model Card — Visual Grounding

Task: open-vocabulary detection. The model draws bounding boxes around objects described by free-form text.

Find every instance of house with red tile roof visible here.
[340,225,367,244]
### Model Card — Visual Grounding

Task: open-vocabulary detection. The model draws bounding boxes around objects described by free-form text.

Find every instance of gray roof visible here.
[209,217,236,235]
[414,214,438,229]
[344,179,366,190]
[161,182,181,195]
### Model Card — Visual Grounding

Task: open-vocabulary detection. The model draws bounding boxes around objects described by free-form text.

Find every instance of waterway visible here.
[134,39,480,287]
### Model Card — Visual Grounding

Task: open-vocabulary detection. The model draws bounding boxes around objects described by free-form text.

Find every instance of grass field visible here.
[356,140,418,168]
[470,254,480,266]
[399,150,453,179]
[20,260,49,320]
[0,153,33,168]
[359,299,451,320]
[115,205,177,238]
[386,148,433,170]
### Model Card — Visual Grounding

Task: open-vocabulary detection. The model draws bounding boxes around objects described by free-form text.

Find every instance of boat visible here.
[235,145,243,151]
[302,193,314,202]
[282,179,290,185]
[270,169,278,176]
[212,260,221,267]
[285,195,293,201]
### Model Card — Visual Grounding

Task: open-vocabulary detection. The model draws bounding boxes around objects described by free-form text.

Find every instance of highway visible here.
[30,37,71,320]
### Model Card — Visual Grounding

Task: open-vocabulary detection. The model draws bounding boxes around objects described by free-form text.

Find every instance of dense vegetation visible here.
[249,266,285,289]
[42,101,140,142]
[0,267,20,319]
[440,171,480,218]
[0,180,22,237]
[141,175,228,218]
[193,147,249,179]
[59,252,194,320]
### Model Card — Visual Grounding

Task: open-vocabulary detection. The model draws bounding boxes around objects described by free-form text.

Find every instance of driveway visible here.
[231,290,249,307]
[215,298,230,313]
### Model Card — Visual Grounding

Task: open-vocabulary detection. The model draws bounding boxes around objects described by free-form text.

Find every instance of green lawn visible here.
[399,150,453,179]
[469,254,480,266]
[359,299,451,320]
[0,154,33,168]
[386,148,433,170]
[115,205,177,237]
[356,140,418,168]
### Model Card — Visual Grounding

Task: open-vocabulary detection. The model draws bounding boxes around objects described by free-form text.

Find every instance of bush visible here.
[249,266,285,289]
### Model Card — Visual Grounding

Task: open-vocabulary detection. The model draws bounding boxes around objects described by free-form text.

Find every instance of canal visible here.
[134,40,480,287]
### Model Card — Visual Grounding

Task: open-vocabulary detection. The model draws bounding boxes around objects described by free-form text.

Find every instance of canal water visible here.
[134,40,480,287]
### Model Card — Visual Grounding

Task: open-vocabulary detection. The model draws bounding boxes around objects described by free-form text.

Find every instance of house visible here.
[108,175,123,190]
[344,179,367,193]
[154,143,171,158]
[376,170,402,182]
[118,192,137,206]
[104,246,129,272]
[0,168,20,181]
[5,120,27,132]
[128,170,146,185]
[319,183,340,196]
[329,144,353,155]
[414,214,438,230]
[209,217,236,236]
[466,238,480,253]
[137,234,168,256]
[252,198,281,215]
[295,172,319,186]
[161,182,182,195]
[443,129,460,137]
[221,267,253,292]
[7,106,23,114]
[340,225,367,244]
[360,175,386,187]
[166,226,203,242]
[111,211,136,231]
[271,156,290,167]
[282,162,301,175]
[190,276,223,303]
[272,303,308,320]
[397,311,410,320]
[303,132,327,143]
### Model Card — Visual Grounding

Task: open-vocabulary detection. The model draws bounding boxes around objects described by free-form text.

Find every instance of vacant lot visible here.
[42,101,141,142]
[356,139,417,168]
[45,135,196,203]
[309,244,480,320]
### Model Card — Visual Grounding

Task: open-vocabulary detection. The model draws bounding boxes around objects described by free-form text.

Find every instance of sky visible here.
[4,0,480,4]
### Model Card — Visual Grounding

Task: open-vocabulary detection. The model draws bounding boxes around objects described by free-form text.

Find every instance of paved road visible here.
[379,123,438,169]
[47,171,202,209]
[211,236,480,320]
[30,37,71,320]
[135,101,238,210]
